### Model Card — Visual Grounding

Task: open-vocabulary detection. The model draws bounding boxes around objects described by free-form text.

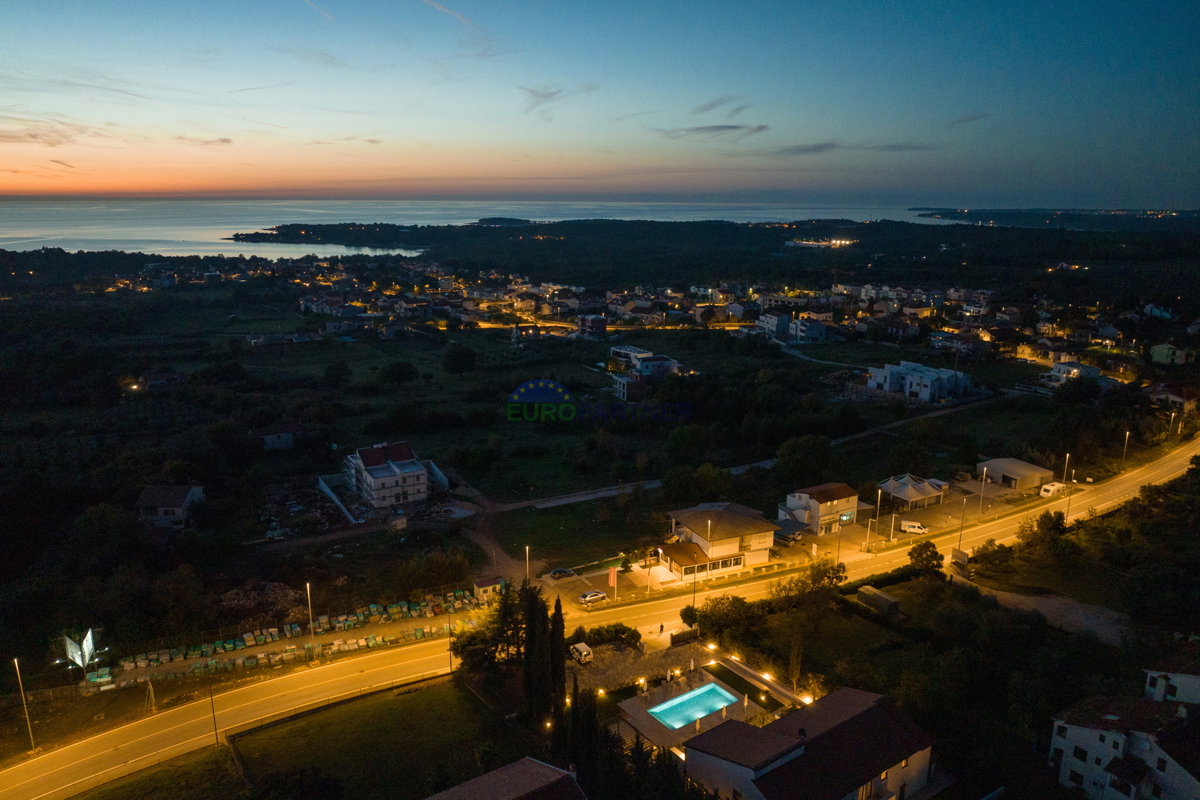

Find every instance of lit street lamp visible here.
[958,496,968,549]
[1122,431,1130,470]
[526,545,530,581]
[306,582,316,661]
[978,467,988,516]
[1063,452,1071,484]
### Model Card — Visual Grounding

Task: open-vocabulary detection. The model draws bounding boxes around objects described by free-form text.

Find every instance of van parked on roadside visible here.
[900,520,928,535]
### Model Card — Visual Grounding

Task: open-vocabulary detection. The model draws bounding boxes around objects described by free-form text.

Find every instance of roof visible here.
[659,541,711,568]
[1145,640,1200,676]
[1157,713,1200,782]
[135,486,201,509]
[686,720,805,771]
[752,692,932,800]
[796,483,858,504]
[1104,755,1151,784]
[668,502,780,541]
[876,474,946,502]
[357,442,416,467]
[425,757,587,800]
[1054,696,1189,736]
[976,458,1053,479]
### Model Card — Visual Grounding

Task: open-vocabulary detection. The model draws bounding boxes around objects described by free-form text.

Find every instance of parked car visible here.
[578,590,607,606]
[900,520,928,535]
[774,532,798,546]
[570,642,594,664]
[549,568,577,580]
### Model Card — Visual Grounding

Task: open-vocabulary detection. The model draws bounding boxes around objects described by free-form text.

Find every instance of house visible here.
[1144,304,1175,320]
[426,756,587,800]
[135,485,205,528]
[975,458,1054,492]
[472,577,507,604]
[576,315,607,339]
[757,311,791,341]
[727,300,760,321]
[611,353,680,400]
[343,442,429,508]
[685,688,934,800]
[1144,640,1200,705]
[610,345,653,368]
[661,502,779,582]
[1150,344,1197,366]
[877,474,947,510]
[866,362,970,403]
[778,483,859,535]
[789,318,827,343]
[258,421,303,451]
[694,303,729,323]
[1040,361,1102,387]
[1147,384,1200,415]
[1050,696,1199,800]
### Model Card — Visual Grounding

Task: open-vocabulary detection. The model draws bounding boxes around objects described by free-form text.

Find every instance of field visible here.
[969,556,1128,612]
[75,746,249,800]
[235,679,531,800]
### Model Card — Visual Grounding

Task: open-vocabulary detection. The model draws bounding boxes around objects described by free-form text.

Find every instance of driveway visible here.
[960,577,1129,645]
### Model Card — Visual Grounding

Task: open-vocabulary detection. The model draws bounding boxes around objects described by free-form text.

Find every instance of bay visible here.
[0,199,952,258]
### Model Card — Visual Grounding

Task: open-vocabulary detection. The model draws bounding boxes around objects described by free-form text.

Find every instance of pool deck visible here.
[618,666,765,752]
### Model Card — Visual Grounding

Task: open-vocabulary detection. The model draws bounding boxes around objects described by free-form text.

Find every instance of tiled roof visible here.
[1145,640,1200,675]
[425,757,587,800]
[135,486,200,509]
[685,720,805,771]
[1054,696,1188,736]
[668,502,779,541]
[1157,713,1200,782]
[357,442,415,467]
[797,483,858,504]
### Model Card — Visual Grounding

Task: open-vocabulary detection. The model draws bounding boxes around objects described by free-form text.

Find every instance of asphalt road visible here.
[3,436,1196,800]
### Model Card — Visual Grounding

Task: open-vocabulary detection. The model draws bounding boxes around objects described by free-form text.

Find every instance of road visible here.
[0,642,454,800]
[3,435,1196,800]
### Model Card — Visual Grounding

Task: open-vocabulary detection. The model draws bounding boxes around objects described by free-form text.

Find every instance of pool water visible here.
[648,683,739,730]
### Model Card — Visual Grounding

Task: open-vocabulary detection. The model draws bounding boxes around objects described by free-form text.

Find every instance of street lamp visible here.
[1122,431,1130,470]
[526,546,530,581]
[14,659,34,751]
[306,582,316,661]
[978,467,988,517]
[1063,452,1070,484]
[890,513,896,542]
[958,497,967,549]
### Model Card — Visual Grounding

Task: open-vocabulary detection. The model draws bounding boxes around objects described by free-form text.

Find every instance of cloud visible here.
[301,0,332,18]
[415,0,477,27]
[611,110,658,121]
[771,142,839,156]
[726,104,750,119]
[49,159,75,168]
[653,124,768,140]
[692,96,735,115]
[272,46,349,68]
[0,115,101,147]
[226,82,295,93]
[176,136,232,145]
[517,84,598,118]
[861,143,934,152]
[947,113,992,129]
[240,118,291,129]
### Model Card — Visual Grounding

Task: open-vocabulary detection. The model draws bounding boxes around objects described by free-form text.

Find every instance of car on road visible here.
[549,568,577,580]
[578,590,607,606]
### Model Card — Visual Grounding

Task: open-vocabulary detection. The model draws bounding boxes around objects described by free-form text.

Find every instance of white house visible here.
[1040,361,1102,387]
[661,502,779,582]
[866,362,970,403]
[778,483,859,535]
[135,486,205,528]
[1144,641,1200,705]
[757,312,791,340]
[343,442,429,509]
[685,688,934,800]
[789,318,827,343]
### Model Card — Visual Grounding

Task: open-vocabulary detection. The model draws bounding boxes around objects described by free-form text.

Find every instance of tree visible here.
[974,538,1014,572]
[380,360,419,385]
[549,597,566,715]
[908,540,944,576]
[321,360,352,388]
[775,435,832,487]
[442,344,477,374]
[679,604,698,628]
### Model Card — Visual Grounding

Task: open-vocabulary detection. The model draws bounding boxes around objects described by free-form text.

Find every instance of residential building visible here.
[866,362,970,403]
[258,421,303,451]
[610,345,652,368]
[343,442,429,509]
[1150,344,1197,366]
[778,483,859,535]
[426,756,587,800]
[1050,696,1199,800]
[660,502,779,581]
[135,485,205,528]
[577,314,607,339]
[727,300,760,321]
[609,350,680,400]
[757,311,791,340]
[1144,641,1200,705]
[1144,304,1175,320]
[1040,361,1102,387]
[975,458,1054,492]
[685,688,934,800]
[789,317,828,343]
[1148,384,1200,415]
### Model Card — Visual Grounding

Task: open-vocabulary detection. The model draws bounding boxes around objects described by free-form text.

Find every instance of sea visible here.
[0,199,953,258]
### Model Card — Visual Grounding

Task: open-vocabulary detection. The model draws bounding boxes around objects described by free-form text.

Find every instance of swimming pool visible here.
[648,683,739,730]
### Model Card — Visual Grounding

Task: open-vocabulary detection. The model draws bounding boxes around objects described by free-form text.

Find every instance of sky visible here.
[1,0,1198,206]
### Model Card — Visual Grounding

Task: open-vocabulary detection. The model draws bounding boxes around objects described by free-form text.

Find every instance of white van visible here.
[1040,482,1066,497]
[570,642,593,664]
[900,520,928,535]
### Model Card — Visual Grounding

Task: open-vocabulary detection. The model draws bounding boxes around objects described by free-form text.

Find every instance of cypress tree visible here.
[550,597,567,715]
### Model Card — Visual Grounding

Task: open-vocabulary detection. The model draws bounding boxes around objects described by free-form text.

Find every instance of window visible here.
[880,771,888,781]
[1166,684,1177,697]
[902,758,909,768]
[1069,770,1083,785]
[1148,676,1158,687]
[733,556,742,566]
[1074,747,1088,762]
[1099,734,1106,742]
[1057,725,1068,738]
[1151,784,1162,798]
[683,566,695,576]
[1112,740,1119,750]
[720,559,731,569]
[1094,757,1101,766]
[1052,748,1064,763]
[1156,758,1167,772]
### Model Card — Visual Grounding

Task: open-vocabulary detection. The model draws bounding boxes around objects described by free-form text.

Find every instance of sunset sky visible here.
[2,0,1197,205]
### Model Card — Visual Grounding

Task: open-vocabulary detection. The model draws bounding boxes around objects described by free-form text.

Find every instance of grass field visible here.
[969,556,1128,612]
[236,679,531,800]
[74,746,249,800]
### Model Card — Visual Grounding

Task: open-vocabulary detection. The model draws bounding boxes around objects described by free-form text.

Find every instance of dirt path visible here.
[960,577,1129,645]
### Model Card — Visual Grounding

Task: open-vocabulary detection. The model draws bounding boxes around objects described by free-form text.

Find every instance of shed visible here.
[857,586,900,617]
[976,457,1054,491]
[473,577,506,602]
